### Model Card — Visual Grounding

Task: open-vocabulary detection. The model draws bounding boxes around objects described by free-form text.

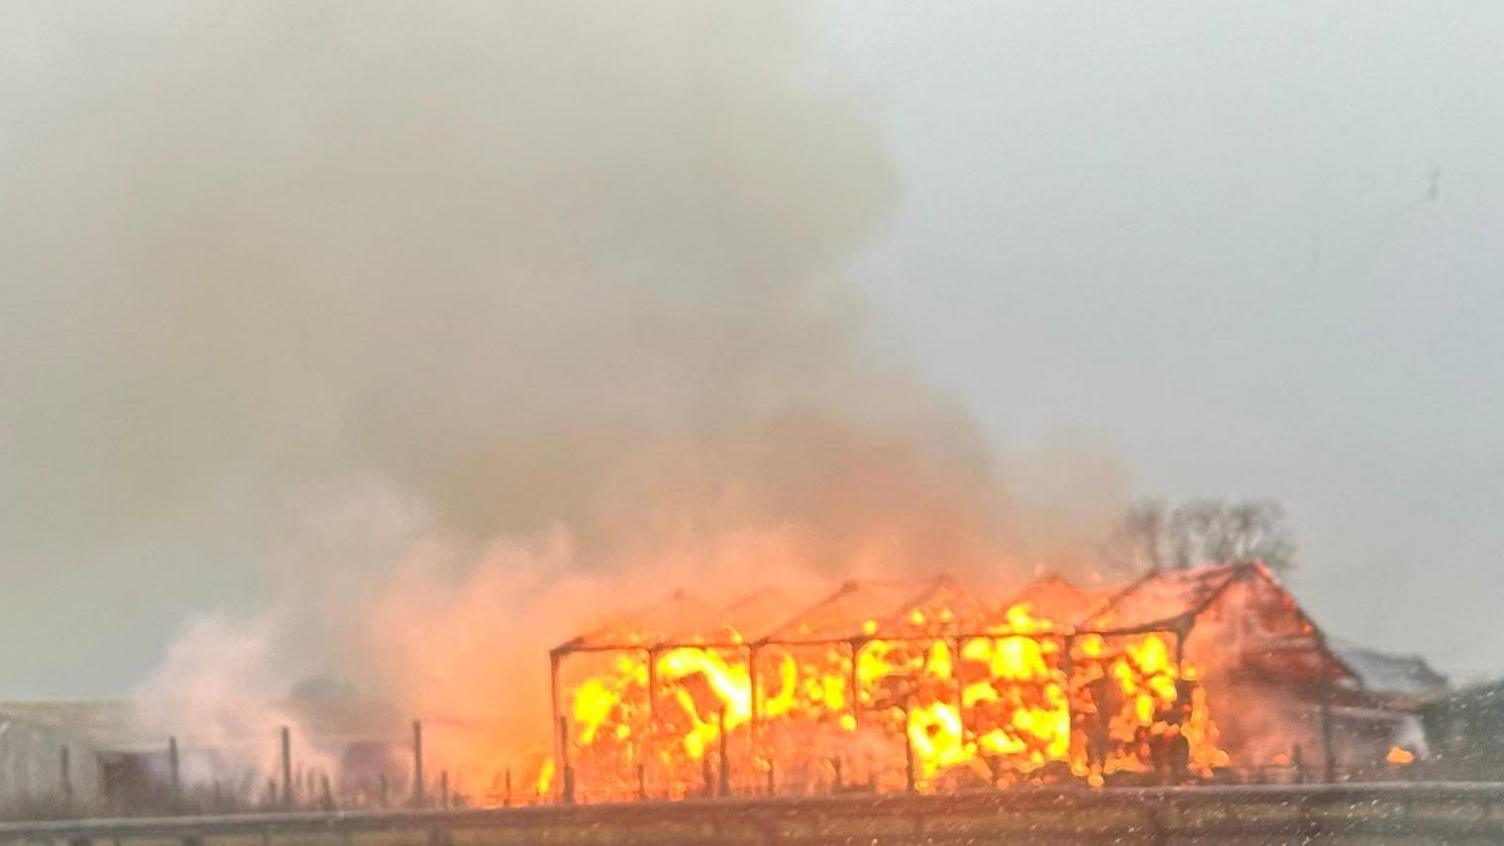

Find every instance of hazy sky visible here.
[827,1,1504,678]
[2,2,1501,700]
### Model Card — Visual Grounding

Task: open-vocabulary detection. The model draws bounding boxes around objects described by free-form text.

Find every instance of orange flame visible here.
[556,597,1226,797]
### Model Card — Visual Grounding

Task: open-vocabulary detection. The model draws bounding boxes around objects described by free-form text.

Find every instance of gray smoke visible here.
[1,1,1011,562]
[1,1,1125,727]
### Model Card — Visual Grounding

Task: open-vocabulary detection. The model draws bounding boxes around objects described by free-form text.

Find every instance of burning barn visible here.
[546,563,1431,802]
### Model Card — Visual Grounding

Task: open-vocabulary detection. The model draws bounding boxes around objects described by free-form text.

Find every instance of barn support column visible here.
[747,643,763,794]
[1169,625,1191,783]
[951,637,967,747]
[548,651,564,801]
[747,645,760,731]
[848,639,862,716]
[646,647,658,723]
[1061,633,1078,771]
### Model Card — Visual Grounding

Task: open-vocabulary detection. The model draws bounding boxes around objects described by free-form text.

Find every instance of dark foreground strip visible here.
[2,783,1502,844]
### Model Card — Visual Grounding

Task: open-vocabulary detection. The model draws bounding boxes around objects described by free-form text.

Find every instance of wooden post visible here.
[765,760,775,796]
[504,769,513,806]
[168,736,181,812]
[439,770,449,809]
[636,764,646,801]
[411,720,425,808]
[1292,743,1305,784]
[1320,694,1337,783]
[378,773,389,808]
[279,726,293,809]
[320,773,334,811]
[60,745,72,810]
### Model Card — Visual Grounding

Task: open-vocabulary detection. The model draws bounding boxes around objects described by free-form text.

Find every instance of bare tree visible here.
[1101,498,1296,574]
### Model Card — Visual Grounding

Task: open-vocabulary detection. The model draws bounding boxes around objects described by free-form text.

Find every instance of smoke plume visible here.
[2,1,1125,790]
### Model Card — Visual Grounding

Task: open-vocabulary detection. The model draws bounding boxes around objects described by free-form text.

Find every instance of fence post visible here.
[1319,694,1336,783]
[60,745,73,812]
[168,736,181,812]
[412,720,425,808]
[280,726,293,809]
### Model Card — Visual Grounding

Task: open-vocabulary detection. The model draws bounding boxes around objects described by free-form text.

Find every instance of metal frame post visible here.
[646,647,658,723]
[548,651,563,800]
[904,713,917,793]
[848,639,862,715]
[951,637,967,745]
[559,717,575,804]
[1061,633,1079,772]
[717,708,730,797]
[747,645,760,730]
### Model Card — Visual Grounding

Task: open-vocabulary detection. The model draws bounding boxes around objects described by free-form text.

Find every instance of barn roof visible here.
[0,700,161,753]
[551,563,1377,696]
[1330,639,1448,700]
[1078,563,1360,687]
[555,589,721,653]
[1003,575,1114,626]
[761,577,947,644]
[1079,563,1252,632]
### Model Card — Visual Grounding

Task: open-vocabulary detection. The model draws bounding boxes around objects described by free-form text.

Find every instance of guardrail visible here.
[2,782,1501,844]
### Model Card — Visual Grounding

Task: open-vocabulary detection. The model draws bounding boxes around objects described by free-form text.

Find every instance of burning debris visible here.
[542,562,1426,802]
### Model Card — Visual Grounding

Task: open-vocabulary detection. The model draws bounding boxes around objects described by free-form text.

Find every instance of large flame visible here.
[549,595,1229,798]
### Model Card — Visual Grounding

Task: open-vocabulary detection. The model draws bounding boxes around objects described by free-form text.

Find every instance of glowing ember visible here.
[1387,746,1415,766]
